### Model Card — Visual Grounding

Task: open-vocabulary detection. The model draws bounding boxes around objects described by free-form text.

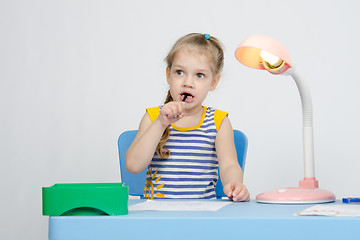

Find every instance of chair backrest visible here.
[118,129,247,198]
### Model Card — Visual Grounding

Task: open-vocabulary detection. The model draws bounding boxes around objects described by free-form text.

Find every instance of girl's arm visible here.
[215,117,250,202]
[125,102,185,173]
[125,112,166,173]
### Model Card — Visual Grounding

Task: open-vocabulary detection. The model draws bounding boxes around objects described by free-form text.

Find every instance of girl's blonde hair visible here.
[156,33,225,158]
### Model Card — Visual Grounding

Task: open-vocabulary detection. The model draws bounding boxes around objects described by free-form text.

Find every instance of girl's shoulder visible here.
[206,107,229,132]
[214,108,228,132]
[146,106,160,122]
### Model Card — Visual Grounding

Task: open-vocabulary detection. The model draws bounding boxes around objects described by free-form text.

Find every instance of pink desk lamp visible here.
[235,35,335,204]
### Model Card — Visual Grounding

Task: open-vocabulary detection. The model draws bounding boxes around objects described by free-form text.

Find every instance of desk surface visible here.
[49,200,360,240]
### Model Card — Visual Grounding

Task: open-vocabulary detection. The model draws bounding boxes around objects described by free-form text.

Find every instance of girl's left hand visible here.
[223,182,250,202]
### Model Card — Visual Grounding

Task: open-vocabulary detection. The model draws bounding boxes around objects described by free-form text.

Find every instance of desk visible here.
[49,200,360,240]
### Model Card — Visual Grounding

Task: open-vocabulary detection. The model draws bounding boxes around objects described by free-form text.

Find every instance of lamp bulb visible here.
[260,50,283,67]
[259,50,291,75]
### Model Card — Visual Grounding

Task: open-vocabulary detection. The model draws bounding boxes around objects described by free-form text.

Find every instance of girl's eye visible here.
[175,70,183,76]
[196,73,205,78]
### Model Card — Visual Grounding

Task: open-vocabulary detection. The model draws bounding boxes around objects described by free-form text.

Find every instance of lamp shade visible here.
[235,35,293,73]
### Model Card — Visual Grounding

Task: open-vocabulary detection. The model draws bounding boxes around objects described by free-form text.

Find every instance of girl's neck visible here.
[184,103,203,116]
[173,105,204,128]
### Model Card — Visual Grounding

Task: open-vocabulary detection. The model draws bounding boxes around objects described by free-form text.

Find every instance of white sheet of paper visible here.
[129,200,232,211]
[296,204,360,217]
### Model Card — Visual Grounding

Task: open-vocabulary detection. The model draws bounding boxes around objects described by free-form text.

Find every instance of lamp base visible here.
[256,178,336,204]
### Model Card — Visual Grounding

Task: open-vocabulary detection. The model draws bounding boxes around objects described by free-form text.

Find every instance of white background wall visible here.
[1,0,360,239]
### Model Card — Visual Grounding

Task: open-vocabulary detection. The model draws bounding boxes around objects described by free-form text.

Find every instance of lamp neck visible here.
[290,68,315,178]
[291,69,313,128]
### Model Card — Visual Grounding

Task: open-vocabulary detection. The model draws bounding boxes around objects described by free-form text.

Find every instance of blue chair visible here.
[118,130,248,198]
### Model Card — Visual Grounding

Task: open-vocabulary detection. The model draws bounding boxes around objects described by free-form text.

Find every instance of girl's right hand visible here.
[158,101,186,128]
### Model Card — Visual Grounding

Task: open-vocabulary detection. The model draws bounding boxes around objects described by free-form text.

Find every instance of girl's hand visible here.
[158,101,186,128]
[224,182,250,202]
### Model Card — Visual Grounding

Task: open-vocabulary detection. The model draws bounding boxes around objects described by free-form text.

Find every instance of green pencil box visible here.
[42,183,129,216]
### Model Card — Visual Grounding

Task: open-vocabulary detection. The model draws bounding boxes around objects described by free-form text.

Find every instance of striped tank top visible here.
[144,106,228,199]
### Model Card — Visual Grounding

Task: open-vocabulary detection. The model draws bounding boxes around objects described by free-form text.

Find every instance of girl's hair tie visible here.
[204,34,211,40]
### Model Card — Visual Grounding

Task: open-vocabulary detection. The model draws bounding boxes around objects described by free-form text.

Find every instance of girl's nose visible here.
[183,75,194,88]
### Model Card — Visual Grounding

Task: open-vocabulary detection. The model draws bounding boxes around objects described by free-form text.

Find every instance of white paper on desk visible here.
[296,204,360,217]
[129,200,232,211]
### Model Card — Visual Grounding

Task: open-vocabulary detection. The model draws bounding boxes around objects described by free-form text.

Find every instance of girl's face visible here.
[166,47,220,112]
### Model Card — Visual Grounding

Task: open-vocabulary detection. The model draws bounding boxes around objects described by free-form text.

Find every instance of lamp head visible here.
[235,35,293,75]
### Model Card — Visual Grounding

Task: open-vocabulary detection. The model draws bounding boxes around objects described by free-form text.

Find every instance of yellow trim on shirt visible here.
[171,107,207,131]
[146,106,228,132]
[214,109,229,131]
[146,107,160,122]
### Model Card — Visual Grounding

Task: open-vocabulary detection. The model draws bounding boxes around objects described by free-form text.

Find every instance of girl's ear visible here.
[166,67,171,84]
[210,74,220,91]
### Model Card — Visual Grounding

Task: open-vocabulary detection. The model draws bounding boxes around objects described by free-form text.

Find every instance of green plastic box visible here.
[42,183,129,216]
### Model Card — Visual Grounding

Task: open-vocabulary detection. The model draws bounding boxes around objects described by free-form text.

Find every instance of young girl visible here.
[126,33,250,201]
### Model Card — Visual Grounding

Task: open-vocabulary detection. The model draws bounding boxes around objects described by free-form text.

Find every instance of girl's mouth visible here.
[181,93,193,102]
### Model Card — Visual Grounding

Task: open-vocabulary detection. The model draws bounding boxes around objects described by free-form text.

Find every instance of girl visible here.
[126,33,250,201]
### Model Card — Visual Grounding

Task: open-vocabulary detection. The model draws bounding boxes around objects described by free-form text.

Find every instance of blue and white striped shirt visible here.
[144,106,227,199]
